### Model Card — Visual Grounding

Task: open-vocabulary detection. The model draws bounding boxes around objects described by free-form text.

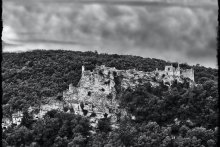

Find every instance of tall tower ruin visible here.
[165,65,175,76]
[181,68,194,81]
[82,65,85,73]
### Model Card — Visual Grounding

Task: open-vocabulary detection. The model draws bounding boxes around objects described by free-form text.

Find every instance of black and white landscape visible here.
[2,0,218,147]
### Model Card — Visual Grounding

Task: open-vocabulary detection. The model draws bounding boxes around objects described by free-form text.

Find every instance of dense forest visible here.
[2,50,219,146]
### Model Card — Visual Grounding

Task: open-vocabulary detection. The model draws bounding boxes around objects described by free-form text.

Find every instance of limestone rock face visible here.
[75,66,118,114]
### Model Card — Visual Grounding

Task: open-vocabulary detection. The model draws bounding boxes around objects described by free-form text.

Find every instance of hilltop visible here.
[2,50,217,114]
[2,50,218,147]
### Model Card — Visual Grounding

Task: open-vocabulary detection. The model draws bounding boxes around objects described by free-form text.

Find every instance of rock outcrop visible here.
[62,65,195,126]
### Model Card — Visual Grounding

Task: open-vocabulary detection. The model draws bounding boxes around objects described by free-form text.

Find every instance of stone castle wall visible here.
[156,65,194,81]
[181,69,194,81]
[64,64,194,106]
[3,64,195,130]
[62,64,195,121]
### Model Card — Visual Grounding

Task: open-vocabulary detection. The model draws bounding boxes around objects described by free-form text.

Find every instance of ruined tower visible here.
[82,65,85,73]
[165,65,175,76]
[181,68,194,81]
[174,64,180,76]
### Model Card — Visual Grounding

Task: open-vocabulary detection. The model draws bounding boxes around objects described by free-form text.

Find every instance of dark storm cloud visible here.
[2,0,218,68]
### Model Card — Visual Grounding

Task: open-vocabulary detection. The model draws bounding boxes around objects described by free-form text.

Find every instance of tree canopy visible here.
[2,50,218,147]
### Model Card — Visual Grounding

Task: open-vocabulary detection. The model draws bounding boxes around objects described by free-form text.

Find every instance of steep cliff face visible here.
[65,66,118,116]
[77,66,118,113]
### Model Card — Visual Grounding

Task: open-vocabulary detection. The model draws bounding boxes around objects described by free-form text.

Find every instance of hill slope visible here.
[2,50,217,111]
[2,50,218,147]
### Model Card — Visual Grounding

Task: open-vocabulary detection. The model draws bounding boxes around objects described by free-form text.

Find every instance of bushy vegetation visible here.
[2,50,217,112]
[2,50,218,146]
[2,110,91,147]
[121,81,218,129]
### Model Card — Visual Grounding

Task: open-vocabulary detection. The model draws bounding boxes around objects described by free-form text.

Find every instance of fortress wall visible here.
[174,70,180,76]
[181,69,194,81]
[65,65,195,121]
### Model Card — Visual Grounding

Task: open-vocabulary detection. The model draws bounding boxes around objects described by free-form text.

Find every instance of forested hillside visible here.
[2,50,218,147]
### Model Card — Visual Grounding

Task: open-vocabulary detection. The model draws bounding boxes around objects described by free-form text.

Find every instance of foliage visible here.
[2,50,217,112]
[3,110,91,147]
[2,50,218,146]
[97,118,112,133]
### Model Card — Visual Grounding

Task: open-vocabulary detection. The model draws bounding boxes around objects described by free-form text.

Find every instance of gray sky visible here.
[2,0,218,68]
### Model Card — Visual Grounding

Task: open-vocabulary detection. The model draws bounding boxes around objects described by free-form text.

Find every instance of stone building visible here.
[156,64,194,81]
[2,111,24,129]
[2,118,12,130]
[63,65,195,119]
[181,68,194,81]
[12,111,23,126]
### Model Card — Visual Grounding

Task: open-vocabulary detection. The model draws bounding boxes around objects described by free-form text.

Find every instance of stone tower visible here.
[174,64,180,76]
[69,84,74,93]
[165,65,174,76]
[181,68,194,81]
[82,65,85,73]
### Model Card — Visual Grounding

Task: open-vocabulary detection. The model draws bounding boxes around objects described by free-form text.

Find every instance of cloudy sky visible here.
[2,0,218,68]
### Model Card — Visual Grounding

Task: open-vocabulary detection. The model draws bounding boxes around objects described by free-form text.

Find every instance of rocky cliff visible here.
[62,65,195,125]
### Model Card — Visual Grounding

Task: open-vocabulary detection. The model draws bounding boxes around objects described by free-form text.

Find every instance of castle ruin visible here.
[2,64,195,130]
[62,64,194,123]
[156,64,194,81]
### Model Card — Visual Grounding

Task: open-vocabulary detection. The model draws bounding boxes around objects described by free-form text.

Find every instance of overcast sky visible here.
[2,0,218,68]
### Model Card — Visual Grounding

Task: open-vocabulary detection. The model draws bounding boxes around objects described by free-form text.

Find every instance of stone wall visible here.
[156,65,194,81]
[12,111,23,126]
[181,69,194,81]
[2,118,12,130]
[61,64,195,126]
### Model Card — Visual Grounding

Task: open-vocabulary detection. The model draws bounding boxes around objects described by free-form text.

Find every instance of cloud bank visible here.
[2,0,218,68]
